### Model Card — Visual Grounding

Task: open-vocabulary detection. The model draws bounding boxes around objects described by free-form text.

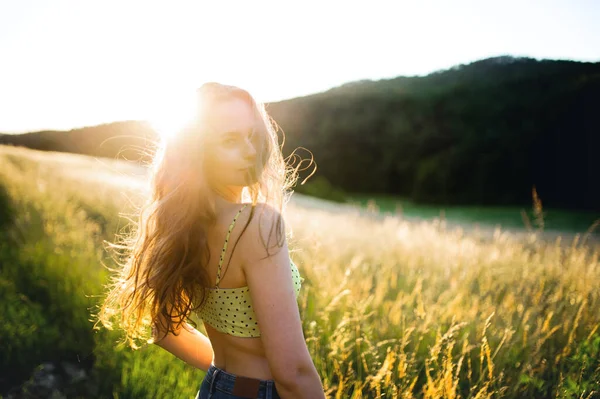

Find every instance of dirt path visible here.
[288,193,600,250]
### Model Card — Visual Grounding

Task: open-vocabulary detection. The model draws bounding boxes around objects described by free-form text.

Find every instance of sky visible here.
[0,0,599,134]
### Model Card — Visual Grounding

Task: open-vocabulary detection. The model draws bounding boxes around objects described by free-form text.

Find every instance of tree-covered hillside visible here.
[266,56,600,211]
[1,56,598,211]
[0,120,156,161]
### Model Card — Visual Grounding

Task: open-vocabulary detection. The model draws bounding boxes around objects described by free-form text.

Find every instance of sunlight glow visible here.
[146,89,197,141]
[0,1,598,132]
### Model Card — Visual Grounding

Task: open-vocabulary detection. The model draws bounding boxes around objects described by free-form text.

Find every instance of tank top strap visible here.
[215,203,249,288]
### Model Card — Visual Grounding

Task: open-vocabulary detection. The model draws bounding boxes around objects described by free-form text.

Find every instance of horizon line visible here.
[1,54,599,135]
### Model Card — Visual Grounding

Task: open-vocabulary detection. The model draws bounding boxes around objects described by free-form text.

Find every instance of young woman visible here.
[97,82,325,398]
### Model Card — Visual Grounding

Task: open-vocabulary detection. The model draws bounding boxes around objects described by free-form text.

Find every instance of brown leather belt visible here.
[231,374,262,398]
[210,366,264,398]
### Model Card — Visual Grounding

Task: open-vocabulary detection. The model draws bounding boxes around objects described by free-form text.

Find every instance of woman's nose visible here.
[243,137,257,159]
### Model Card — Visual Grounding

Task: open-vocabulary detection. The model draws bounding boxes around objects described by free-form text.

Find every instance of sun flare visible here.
[147,90,197,141]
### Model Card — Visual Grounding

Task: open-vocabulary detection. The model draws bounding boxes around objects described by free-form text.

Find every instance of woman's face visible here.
[203,97,262,189]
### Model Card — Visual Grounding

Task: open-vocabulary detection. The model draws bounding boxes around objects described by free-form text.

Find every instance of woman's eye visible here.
[224,138,236,145]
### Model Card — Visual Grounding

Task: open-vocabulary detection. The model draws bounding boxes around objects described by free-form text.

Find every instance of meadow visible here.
[1,144,599,398]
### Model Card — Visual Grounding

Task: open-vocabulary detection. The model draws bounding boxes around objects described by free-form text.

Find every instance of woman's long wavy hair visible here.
[94,83,311,348]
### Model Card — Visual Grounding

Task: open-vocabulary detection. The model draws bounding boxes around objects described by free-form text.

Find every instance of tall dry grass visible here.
[1,144,599,398]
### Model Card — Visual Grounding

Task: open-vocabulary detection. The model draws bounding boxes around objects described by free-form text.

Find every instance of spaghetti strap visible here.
[215,203,249,288]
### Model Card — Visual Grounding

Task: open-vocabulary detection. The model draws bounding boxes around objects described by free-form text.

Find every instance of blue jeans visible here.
[196,364,281,399]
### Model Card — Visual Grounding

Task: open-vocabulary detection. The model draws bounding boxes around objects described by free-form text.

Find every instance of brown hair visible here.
[93,82,311,348]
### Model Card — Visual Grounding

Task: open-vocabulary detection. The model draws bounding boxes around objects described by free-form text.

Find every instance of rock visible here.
[2,360,94,398]
[50,389,67,399]
[61,361,87,384]
[28,363,63,394]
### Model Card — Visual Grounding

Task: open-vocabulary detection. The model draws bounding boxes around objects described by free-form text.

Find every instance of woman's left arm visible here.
[153,323,214,371]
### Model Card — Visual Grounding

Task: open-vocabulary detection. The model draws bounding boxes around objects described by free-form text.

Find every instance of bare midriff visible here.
[204,322,274,380]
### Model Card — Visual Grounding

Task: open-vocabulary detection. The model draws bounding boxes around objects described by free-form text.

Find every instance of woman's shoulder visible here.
[238,202,283,227]
[237,203,287,263]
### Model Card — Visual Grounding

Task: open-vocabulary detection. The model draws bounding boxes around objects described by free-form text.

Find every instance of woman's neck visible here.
[211,185,244,205]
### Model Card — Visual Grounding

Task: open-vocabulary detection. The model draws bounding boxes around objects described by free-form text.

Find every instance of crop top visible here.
[196,203,304,338]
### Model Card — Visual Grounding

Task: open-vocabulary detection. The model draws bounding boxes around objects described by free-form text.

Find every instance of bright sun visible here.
[147,89,197,141]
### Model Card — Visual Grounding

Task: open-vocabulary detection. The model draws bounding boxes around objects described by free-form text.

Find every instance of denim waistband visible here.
[205,364,280,399]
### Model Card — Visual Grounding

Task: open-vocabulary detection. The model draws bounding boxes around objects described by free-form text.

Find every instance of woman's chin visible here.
[240,177,258,186]
[239,169,260,185]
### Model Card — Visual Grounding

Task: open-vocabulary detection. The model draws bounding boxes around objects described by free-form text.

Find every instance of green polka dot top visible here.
[196,203,304,338]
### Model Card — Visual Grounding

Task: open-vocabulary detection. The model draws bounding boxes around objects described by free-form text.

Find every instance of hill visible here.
[0,120,158,162]
[266,56,600,211]
[2,55,599,211]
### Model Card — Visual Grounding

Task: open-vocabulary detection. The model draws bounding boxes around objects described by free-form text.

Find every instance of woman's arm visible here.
[153,321,214,372]
[241,205,325,399]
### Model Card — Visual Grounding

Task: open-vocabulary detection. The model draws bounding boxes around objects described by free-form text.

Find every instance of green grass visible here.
[1,144,599,398]
[0,147,203,397]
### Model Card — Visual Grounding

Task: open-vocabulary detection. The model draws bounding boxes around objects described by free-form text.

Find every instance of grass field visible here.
[1,144,599,398]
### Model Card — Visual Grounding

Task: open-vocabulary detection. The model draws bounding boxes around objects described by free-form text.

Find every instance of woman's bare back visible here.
[201,203,274,379]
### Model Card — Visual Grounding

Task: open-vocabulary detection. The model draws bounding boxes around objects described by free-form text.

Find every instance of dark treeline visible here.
[1,56,599,211]
[266,56,600,211]
[0,121,157,161]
